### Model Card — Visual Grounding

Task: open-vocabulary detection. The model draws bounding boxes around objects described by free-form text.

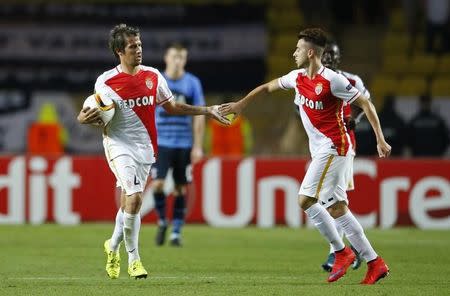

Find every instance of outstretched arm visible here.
[219,79,281,117]
[346,101,368,130]
[191,115,205,164]
[353,95,391,157]
[162,100,230,126]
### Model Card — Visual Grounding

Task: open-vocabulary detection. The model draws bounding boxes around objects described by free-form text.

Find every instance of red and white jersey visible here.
[278,66,360,157]
[95,65,173,164]
[338,70,370,119]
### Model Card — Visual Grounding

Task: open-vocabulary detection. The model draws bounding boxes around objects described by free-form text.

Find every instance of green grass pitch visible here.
[0,225,449,295]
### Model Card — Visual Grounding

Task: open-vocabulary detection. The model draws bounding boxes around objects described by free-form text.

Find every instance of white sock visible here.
[335,210,378,262]
[329,221,344,253]
[123,212,141,264]
[305,203,345,252]
[110,209,124,252]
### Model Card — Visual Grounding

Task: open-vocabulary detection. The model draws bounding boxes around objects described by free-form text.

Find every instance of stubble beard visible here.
[297,59,308,69]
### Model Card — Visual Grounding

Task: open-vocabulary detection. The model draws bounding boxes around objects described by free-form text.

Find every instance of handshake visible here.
[207,102,242,126]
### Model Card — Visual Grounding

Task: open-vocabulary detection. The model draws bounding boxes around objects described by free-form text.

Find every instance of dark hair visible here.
[108,24,140,60]
[298,28,328,48]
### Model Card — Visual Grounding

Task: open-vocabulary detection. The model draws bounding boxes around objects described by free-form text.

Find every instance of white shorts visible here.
[299,153,352,208]
[346,155,355,191]
[107,154,151,195]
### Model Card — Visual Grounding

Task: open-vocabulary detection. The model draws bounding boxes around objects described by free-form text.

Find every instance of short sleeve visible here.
[192,76,205,106]
[331,73,360,104]
[353,75,370,99]
[94,75,105,94]
[278,70,299,90]
[94,75,113,98]
[156,71,173,105]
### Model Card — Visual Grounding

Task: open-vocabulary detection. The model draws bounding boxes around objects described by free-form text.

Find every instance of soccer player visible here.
[77,24,229,280]
[219,28,390,285]
[151,44,205,247]
[319,40,370,272]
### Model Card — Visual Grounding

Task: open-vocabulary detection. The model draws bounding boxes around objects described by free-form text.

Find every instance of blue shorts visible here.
[151,146,192,184]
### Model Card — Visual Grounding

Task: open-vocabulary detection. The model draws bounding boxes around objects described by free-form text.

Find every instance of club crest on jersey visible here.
[315,83,323,95]
[145,78,153,90]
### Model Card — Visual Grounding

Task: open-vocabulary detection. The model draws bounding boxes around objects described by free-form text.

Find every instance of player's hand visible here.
[219,101,242,119]
[191,146,203,164]
[377,140,392,158]
[77,107,102,125]
[207,105,231,125]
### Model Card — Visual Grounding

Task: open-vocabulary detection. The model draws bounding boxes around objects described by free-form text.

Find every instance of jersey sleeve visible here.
[192,76,205,106]
[94,74,114,98]
[93,74,124,106]
[278,70,299,90]
[94,75,106,94]
[156,71,174,105]
[353,75,371,99]
[331,73,361,104]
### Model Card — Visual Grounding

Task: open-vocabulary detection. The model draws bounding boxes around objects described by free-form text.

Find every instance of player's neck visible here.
[120,63,140,75]
[165,68,185,80]
[305,60,323,79]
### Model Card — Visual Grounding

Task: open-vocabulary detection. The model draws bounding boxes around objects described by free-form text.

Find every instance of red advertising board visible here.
[0,156,449,228]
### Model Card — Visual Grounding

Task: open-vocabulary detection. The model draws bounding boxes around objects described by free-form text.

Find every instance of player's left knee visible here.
[152,180,165,192]
[327,201,348,218]
[174,184,187,196]
[124,193,143,213]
